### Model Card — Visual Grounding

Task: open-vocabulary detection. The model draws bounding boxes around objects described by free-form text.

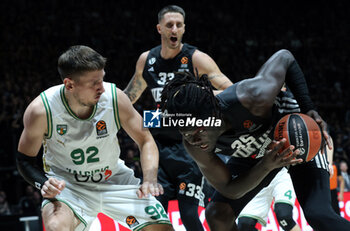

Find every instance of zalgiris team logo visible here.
[56,124,67,135]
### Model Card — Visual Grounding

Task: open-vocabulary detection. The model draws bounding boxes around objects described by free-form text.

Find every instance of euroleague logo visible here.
[179,182,186,190]
[96,120,108,137]
[179,182,186,195]
[243,119,263,132]
[181,56,188,64]
[126,215,139,228]
[243,120,253,129]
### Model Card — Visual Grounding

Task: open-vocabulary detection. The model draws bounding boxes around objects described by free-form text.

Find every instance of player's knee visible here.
[274,203,296,231]
[237,217,258,231]
[205,202,234,225]
[44,219,70,231]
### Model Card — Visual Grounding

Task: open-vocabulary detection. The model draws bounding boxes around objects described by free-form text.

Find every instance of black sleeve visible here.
[285,60,316,113]
[16,151,48,190]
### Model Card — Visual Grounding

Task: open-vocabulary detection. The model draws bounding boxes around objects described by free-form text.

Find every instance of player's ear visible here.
[64,78,74,91]
[156,24,161,34]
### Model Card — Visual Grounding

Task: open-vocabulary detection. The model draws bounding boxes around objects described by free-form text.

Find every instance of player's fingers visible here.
[57,180,66,190]
[158,183,164,195]
[282,148,300,161]
[45,180,61,194]
[136,189,143,199]
[41,184,59,198]
[153,183,160,196]
[277,144,294,159]
[282,149,303,166]
[268,138,286,155]
[309,112,331,149]
[48,178,65,190]
[140,184,150,198]
[147,183,155,196]
[323,130,332,150]
[41,189,50,198]
[288,157,303,165]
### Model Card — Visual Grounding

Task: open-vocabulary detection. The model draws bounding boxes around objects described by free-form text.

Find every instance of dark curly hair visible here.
[161,71,220,119]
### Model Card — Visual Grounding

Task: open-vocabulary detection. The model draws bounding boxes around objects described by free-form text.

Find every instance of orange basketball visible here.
[274,113,322,162]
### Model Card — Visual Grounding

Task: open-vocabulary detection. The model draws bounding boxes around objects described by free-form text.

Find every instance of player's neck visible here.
[221,116,232,133]
[160,43,183,59]
[64,90,95,119]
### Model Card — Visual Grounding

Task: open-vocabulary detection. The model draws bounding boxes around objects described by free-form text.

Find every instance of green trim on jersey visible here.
[40,92,53,139]
[111,83,121,130]
[60,86,97,120]
[134,220,173,231]
[274,200,294,207]
[238,214,266,226]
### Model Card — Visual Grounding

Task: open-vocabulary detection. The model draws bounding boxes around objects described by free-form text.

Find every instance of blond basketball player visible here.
[16,45,174,231]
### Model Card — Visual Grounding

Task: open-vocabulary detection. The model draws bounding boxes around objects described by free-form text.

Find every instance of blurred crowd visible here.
[0,0,349,222]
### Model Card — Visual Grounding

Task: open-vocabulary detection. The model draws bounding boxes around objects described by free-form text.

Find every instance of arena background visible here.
[0,0,349,230]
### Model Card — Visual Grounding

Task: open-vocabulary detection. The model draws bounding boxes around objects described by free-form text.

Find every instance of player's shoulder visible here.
[28,95,46,114]
[192,49,215,66]
[23,95,46,124]
[136,50,151,68]
[139,50,150,59]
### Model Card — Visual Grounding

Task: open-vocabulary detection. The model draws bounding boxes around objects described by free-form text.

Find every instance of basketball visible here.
[274,113,322,162]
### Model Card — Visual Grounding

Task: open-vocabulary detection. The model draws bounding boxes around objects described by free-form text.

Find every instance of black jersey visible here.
[143,43,196,103]
[142,43,197,143]
[214,84,279,159]
[215,84,329,170]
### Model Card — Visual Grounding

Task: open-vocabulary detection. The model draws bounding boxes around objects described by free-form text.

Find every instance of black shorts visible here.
[156,140,212,207]
[288,163,350,230]
[211,157,280,216]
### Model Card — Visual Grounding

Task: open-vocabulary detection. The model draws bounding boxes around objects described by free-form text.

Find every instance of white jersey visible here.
[238,167,296,226]
[40,82,123,184]
[40,82,172,230]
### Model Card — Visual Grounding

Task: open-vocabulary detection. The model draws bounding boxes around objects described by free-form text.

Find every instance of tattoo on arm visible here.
[207,74,221,80]
[207,74,231,90]
[216,81,232,90]
[124,77,144,103]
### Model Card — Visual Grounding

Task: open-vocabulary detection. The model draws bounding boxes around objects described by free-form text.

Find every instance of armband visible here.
[16,151,48,190]
[285,60,316,113]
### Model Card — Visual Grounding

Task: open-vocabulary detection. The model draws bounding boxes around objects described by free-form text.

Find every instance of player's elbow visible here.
[275,49,295,64]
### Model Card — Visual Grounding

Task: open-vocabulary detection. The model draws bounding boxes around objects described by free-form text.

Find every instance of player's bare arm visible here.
[236,50,295,118]
[245,49,331,148]
[17,96,65,198]
[117,88,162,198]
[192,50,233,90]
[184,138,301,199]
[18,96,47,157]
[123,51,149,104]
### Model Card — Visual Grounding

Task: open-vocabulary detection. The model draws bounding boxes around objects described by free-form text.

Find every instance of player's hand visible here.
[41,177,65,198]
[136,181,164,199]
[338,193,344,201]
[262,138,303,170]
[306,110,332,151]
[329,164,334,178]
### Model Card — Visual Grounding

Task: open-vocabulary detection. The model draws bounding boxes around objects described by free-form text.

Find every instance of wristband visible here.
[16,151,48,190]
[285,60,316,113]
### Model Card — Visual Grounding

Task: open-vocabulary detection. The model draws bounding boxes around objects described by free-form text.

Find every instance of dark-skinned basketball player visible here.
[161,49,350,231]
[124,5,232,230]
